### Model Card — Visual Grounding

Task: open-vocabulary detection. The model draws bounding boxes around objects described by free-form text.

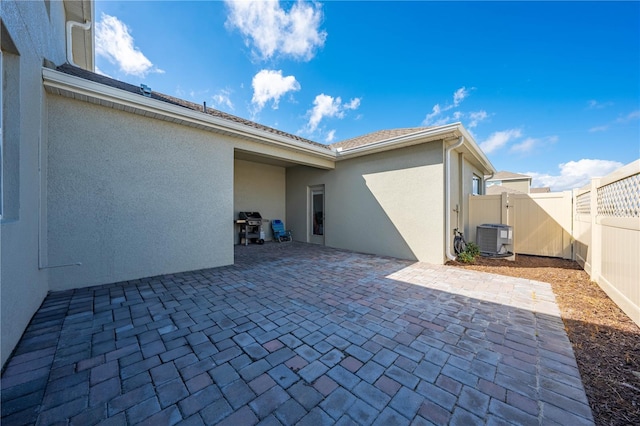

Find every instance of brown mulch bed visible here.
[449,254,640,426]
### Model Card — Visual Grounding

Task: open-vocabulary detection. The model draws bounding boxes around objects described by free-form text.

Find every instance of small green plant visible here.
[457,242,480,263]
[465,242,480,258]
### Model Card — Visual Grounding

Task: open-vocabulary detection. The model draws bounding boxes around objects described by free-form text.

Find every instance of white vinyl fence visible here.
[573,161,639,326]
[469,160,640,326]
[468,191,573,259]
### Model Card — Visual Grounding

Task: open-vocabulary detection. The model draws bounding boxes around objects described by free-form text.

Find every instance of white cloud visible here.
[587,99,613,109]
[453,87,470,107]
[587,109,639,133]
[95,13,162,77]
[325,130,336,143]
[468,110,488,128]
[344,98,361,110]
[510,135,558,154]
[225,0,326,61]
[510,137,537,154]
[251,69,300,111]
[306,94,361,133]
[479,129,522,153]
[94,65,111,78]
[422,86,477,127]
[528,159,624,191]
[422,104,442,126]
[307,94,342,132]
[212,89,234,111]
[616,110,640,123]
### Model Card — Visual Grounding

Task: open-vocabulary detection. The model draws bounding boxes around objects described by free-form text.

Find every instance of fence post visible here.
[501,192,509,225]
[590,178,601,283]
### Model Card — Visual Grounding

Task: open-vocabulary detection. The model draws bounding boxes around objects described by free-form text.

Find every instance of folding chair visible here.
[271,219,292,242]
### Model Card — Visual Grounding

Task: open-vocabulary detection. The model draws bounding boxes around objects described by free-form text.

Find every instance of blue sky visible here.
[94,0,639,191]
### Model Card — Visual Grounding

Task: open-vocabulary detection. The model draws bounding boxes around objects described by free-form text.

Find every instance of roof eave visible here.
[334,123,461,160]
[456,124,497,175]
[42,67,335,161]
[335,122,497,175]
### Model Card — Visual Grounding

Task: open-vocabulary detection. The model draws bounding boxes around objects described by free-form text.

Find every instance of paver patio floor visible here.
[1,242,594,425]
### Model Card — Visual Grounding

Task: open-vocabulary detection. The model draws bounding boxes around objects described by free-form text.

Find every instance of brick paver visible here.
[1,242,594,424]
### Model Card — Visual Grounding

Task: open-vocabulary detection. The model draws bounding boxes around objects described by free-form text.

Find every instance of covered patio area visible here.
[1,243,593,425]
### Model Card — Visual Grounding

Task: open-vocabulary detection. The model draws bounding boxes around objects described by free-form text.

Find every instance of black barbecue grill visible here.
[237,212,264,245]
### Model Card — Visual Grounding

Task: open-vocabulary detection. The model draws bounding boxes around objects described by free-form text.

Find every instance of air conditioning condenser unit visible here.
[476,224,513,256]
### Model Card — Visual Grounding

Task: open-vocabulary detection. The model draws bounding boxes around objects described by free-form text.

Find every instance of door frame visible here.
[308,185,325,245]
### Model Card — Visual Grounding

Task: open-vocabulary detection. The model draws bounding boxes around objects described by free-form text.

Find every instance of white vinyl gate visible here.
[468,191,573,259]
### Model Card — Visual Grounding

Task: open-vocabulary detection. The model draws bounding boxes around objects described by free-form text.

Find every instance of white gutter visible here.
[66,20,92,68]
[445,136,465,261]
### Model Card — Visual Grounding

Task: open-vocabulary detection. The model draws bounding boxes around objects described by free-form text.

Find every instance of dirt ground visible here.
[449,254,640,426]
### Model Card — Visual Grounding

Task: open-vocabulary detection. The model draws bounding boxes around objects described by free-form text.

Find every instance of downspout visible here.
[445,136,464,261]
[66,20,92,68]
[484,171,494,194]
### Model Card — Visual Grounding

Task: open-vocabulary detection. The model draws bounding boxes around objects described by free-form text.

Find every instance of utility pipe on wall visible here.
[66,20,92,68]
[445,136,464,261]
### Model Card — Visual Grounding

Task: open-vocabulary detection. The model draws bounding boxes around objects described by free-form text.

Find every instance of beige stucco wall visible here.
[1,0,68,367]
[455,154,487,239]
[234,159,286,243]
[47,95,234,290]
[286,142,445,263]
[501,179,530,193]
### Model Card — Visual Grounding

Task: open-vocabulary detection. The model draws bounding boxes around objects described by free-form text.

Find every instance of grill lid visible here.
[239,212,262,220]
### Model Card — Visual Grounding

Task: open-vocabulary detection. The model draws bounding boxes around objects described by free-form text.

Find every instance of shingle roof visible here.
[55,64,329,150]
[329,127,431,151]
[487,171,532,181]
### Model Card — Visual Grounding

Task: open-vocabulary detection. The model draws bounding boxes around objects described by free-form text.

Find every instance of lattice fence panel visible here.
[597,173,640,218]
[575,192,591,215]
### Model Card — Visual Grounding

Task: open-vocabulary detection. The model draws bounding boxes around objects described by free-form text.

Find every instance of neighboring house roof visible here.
[330,127,430,151]
[56,64,329,151]
[485,185,526,195]
[487,171,532,181]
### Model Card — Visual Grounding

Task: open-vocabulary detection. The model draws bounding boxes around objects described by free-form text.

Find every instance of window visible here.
[472,175,481,195]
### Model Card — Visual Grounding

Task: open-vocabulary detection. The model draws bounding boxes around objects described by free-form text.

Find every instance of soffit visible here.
[234,150,300,168]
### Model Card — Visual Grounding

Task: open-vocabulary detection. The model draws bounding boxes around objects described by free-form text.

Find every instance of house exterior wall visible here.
[234,159,286,242]
[47,95,234,290]
[286,142,445,263]
[500,179,530,193]
[458,154,487,238]
[1,0,69,367]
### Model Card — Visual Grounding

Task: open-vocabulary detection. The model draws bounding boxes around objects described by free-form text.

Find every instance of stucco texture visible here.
[1,0,68,367]
[234,159,286,243]
[46,96,234,290]
[287,142,446,263]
